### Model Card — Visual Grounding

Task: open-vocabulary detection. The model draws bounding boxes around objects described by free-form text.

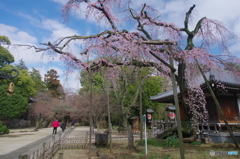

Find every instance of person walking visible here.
[71,120,75,129]
[52,119,59,134]
[61,121,67,132]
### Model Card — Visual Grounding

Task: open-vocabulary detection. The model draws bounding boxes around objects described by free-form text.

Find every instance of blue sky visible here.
[1,0,240,92]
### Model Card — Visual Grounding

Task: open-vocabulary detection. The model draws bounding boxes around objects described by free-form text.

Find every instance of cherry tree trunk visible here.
[121,111,128,131]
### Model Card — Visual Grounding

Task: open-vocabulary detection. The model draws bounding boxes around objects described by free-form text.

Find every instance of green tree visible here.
[0,36,36,119]
[0,84,29,119]
[0,65,36,119]
[142,76,166,120]
[0,35,14,67]
[79,65,166,129]
[79,71,104,95]
[44,69,65,98]
[142,76,164,109]
[14,69,36,96]
[0,35,11,45]
[29,68,45,92]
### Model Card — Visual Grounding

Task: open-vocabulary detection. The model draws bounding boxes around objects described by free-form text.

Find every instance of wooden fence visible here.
[18,130,89,159]
[17,127,163,159]
[60,131,88,149]
[155,120,176,131]
[18,134,61,159]
[109,129,159,141]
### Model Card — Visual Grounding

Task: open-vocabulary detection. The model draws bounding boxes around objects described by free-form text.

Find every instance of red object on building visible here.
[147,114,152,120]
[169,112,175,120]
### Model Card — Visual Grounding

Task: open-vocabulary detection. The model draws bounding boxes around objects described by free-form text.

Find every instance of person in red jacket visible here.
[52,119,59,134]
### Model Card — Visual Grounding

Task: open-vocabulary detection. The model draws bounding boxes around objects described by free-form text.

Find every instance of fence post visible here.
[58,153,64,159]
[51,136,55,157]
[42,142,46,159]
[85,131,89,148]
[60,132,64,149]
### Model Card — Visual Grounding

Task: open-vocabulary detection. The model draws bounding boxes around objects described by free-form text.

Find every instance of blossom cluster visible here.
[187,87,209,125]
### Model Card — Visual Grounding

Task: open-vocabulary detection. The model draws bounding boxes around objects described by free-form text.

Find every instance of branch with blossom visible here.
[13,1,240,125]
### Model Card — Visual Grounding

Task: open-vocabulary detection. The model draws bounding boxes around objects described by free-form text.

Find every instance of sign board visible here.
[142,115,146,123]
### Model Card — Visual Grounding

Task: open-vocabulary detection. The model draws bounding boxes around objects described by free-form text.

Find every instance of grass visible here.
[53,138,240,159]
[97,139,240,159]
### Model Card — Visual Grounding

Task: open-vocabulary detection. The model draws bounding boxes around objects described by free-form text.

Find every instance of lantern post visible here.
[146,109,154,129]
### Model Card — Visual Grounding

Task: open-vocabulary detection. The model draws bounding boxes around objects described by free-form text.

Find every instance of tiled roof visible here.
[150,69,240,102]
[195,70,240,86]
[150,88,179,101]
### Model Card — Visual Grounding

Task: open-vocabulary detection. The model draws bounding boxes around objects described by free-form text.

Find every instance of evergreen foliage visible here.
[0,35,11,45]
[29,68,46,92]
[44,69,65,98]
[0,35,14,67]
[0,84,29,119]
[0,66,36,119]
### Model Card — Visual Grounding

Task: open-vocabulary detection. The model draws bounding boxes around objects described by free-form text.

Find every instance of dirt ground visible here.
[52,141,240,159]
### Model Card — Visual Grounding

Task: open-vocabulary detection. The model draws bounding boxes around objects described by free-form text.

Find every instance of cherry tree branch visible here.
[63,0,117,30]
[89,0,117,30]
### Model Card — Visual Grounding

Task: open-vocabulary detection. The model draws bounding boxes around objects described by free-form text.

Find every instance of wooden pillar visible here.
[168,44,185,159]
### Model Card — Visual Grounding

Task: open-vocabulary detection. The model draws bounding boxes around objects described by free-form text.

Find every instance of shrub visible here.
[136,137,179,147]
[0,121,9,134]
[164,135,179,147]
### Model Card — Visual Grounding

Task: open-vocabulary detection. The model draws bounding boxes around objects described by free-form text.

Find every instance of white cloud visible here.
[0,24,51,66]
[61,71,81,92]
[40,19,80,43]
[0,23,45,66]
[0,24,38,44]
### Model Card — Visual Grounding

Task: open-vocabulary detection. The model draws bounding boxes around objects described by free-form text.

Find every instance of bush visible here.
[0,121,9,134]
[137,135,179,148]
[164,135,179,147]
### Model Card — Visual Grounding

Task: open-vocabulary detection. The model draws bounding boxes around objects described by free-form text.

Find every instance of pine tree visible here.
[44,69,65,98]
